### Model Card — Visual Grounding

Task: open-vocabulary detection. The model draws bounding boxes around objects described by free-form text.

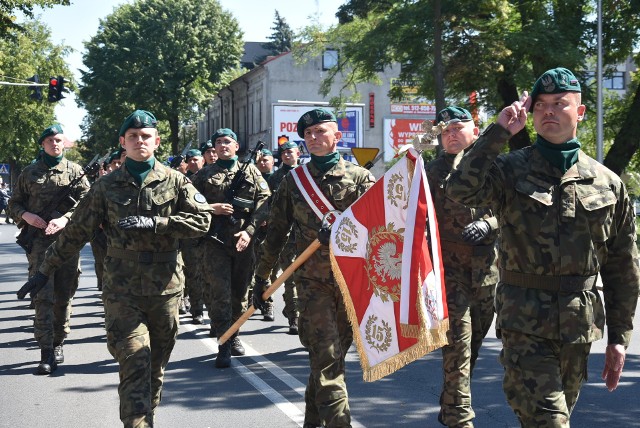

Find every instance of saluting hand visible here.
[497,91,531,135]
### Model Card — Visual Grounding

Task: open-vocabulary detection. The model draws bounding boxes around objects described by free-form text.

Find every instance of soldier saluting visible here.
[19,110,212,427]
[9,124,90,375]
[446,68,640,426]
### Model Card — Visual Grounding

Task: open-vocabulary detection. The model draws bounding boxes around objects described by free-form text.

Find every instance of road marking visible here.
[181,321,365,428]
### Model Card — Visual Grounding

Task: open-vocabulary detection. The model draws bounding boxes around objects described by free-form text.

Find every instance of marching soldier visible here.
[253,108,375,427]
[191,128,270,368]
[8,124,90,375]
[19,110,212,427]
[446,68,640,426]
[426,106,498,427]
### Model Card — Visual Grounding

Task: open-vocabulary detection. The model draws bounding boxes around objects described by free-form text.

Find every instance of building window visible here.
[323,49,339,70]
[604,72,625,90]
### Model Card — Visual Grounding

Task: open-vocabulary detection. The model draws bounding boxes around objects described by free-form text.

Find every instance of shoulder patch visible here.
[259,179,268,190]
[194,193,207,204]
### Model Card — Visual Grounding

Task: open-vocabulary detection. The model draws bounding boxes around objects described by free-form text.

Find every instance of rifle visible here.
[170,141,193,169]
[16,153,102,254]
[205,140,265,244]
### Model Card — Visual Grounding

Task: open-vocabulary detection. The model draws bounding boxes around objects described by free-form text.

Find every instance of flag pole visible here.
[218,239,322,345]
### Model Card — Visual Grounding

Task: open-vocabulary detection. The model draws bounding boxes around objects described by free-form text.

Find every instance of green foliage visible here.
[0,0,69,39]
[0,19,72,170]
[79,0,245,155]
[261,10,293,57]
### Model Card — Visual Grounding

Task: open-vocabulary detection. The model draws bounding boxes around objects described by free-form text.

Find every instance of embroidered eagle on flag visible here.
[330,147,449,382]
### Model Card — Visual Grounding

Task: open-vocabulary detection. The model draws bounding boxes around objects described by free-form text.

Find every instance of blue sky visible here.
[32,0,345,141]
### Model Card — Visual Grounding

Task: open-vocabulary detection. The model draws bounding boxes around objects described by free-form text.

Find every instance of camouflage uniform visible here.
[90,227,107,291]
[37,161,212,427]
[445,124,640,427]
[191,160,270,339]
[256,158,375,428]
[8,157,89,351]
[426,152,498,428]
[267,165,299,322]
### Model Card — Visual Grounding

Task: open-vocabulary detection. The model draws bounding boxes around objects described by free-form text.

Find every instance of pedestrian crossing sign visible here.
[0,163,9,175]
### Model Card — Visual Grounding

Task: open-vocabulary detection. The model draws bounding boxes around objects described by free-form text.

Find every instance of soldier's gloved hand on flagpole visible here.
[318,209,341,246]
[252,276,270,311]
[461,220,491,244]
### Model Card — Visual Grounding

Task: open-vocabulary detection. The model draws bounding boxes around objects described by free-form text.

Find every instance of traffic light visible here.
[47,75,70,102]
[55,75,69,101]
[48,76,59,102]
[26,75,42,101]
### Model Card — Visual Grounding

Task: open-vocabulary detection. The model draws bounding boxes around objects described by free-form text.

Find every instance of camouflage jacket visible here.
[426,152,498,288]
[39,160,212,296]
[8,158,90,241]
[191,161,270,246]
[446,124,640,346]
[256,158,375,283]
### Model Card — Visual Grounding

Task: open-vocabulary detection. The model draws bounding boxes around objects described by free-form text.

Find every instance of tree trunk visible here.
[169,115,180,155]
[603,84,640,176]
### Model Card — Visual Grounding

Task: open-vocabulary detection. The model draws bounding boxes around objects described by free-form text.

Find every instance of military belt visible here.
[441,240,495,257]
[499,269,598,293]
[106,247,179,264]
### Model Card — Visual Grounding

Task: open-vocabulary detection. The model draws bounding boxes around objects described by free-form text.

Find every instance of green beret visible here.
[199,140,213,152]
[259,148,273,157]
[38,124,64,145]
[211,128,237,142]
[278,141,299,154]
[185,149,202,160]
[119,110,157,137]
[297,108,336,138]
[531,67,581,104]
[436,107,472,124]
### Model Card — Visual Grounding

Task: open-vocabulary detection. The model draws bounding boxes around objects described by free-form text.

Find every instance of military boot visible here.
[287,316,299,335]
[230,334,245,356]
[263,302,275,321]
[53,344,64,364]
[215,342,231,368]
[35,348,57,375]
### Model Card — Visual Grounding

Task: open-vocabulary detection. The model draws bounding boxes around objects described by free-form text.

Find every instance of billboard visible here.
[383,118,437,162]
[271,104,364,155]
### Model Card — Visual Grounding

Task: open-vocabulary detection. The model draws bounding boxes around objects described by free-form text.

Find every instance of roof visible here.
[241,42,272,69]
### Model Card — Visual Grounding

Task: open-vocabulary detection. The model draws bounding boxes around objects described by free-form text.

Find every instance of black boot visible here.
[35,349,57,375]
[54,344,64,364]
[230,334,245,356]
[215,342,231,368]
[263,302,275,321]
[288,316,299,335]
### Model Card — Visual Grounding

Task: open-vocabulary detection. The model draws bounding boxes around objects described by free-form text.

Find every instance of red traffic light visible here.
[50,78,58,86]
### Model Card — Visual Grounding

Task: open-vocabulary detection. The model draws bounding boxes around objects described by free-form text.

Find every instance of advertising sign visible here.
[383,118,436,162]
[272,104,364,153]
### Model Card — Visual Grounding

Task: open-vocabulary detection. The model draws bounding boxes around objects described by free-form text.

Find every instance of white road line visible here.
[181,321,365,428]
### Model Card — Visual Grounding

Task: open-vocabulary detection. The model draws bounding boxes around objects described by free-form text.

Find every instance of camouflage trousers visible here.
[201,239,254,338]
[90,230,107,291]
[268,241,298,319]
[28,238,80,349]
[439,279,495,427]
[297,274,352,428]
[181,239,204,316]
[103,291,180,428]
[499,329,591,427]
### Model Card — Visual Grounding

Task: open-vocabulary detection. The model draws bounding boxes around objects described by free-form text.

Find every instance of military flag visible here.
[330,147,448,381]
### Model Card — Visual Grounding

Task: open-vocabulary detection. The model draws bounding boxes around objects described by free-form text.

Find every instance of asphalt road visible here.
[1,217,639,427]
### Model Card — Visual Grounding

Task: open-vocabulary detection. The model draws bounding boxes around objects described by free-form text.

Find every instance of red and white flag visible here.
[330,147,448,382]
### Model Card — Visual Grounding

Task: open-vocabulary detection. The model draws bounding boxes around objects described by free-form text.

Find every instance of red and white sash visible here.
[291,165,337,224]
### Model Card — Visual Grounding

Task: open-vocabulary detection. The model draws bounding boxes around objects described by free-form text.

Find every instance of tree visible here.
[300,0,640,151]
[262,10,294,57]
[0,19,72,180]
[0,0,70,39]
[79,0,245,155]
